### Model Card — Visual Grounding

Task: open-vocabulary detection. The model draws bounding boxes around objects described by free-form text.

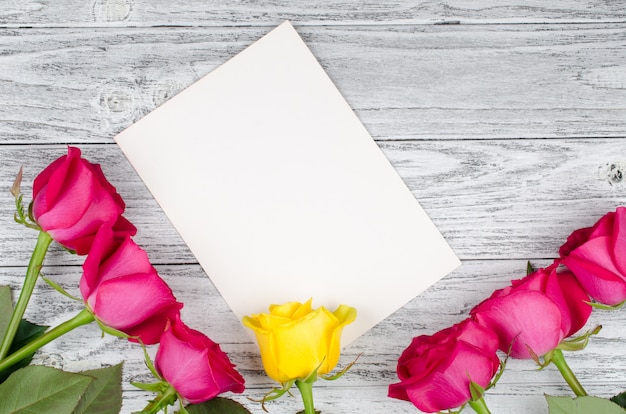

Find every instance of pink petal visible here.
[33,150,71,199]
[400,342,498,412]
[124,303,182,345]
[611,207,626,275]
[44,187,121,251]
[472,290,562,358]
[156,318,244,402]
[563,255,626,305]
[550,271,591,337]
[97,237,153,283]
[87,162,126,211]
[91,272,178,330]
[36,153,94,228]
[80,224,119,300]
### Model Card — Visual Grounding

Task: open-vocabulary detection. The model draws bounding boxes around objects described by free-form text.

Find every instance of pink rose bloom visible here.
[470,265,591,359]
[32,146,136,254]
[388,319,500,413]
[80,224,182,344]
[155,316,245,404]
[559,207,626,306]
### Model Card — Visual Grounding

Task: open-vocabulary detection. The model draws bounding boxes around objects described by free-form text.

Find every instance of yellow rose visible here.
[242,299,357,384]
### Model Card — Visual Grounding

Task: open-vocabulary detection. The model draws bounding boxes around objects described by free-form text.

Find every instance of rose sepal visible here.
[556,325,602,352]
[95,318,134,340]
[320,353,361,381]
[11,167,39,231]
[587,300,626,311]
[253,379,295,412]
[133,345,185,414]
[467,396,492,414]
[457,356,507,414]
[132,381,180,414]
[250,361,323,413]
[40,274,82,302]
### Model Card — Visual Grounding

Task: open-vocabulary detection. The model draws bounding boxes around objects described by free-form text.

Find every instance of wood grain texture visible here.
[1,1,626,27]
[0,24,625,143]
[1,141,624,266]
[1,259,623,413]
[1,2,625,413]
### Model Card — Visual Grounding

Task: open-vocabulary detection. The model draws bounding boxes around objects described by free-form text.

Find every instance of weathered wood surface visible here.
[0,24,625,143]
[1,142,624,266]
[0,260,624,413]
[1,1,625,26]
[1,1,626,413]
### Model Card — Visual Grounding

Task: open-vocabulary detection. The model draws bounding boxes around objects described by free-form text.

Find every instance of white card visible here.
[115,21,460,345]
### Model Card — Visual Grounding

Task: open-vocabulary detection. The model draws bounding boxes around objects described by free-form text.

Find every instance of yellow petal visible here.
[269,299,309,318]
[242,300,357,383]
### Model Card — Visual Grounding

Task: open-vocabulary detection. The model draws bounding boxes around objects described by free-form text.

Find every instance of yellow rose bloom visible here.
[242,299,357,384]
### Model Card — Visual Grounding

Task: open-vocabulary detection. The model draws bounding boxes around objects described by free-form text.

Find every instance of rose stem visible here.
[0,308,95,373]
[0,231,53,360]
[468,396,492,414]
[550,348,588,397]
[138,384,178,414]
[295,379,317,414]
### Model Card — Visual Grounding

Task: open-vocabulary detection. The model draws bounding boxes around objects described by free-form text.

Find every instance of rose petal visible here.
[611,207,626,275]
[472,290,562,358]
[90,272,179,330]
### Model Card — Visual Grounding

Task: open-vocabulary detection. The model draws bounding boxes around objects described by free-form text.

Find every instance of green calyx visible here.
[11,167,40,231]
[132,381,180,414]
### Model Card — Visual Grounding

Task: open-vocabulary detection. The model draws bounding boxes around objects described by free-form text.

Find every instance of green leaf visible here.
[0,319,49,382]
[0,365,93,414]
[546,395,626,414]
[11,319,48,351]
[72,363,123,414]
[185,398,252,414]
[0,285,48,383]
[526,261,535,275]
[0,286,12,337]
[611,390,626,409]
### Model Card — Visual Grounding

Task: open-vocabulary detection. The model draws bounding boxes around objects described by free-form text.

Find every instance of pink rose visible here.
[470,265,591,359]
[155,316,245,404]
[32,146,136,254]
[388,319,500,413]
[80,224,182,344]
[559,207,626,305]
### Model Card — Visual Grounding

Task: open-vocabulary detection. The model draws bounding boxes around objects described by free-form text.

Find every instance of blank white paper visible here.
[115,21,461,345]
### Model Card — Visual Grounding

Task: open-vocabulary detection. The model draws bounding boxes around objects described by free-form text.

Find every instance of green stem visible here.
[137,383,178,414]
[0,231,53,360]
[550,348,588,397]
[0,308,95,373]
[295,379,317,414]
[468,396,492,414]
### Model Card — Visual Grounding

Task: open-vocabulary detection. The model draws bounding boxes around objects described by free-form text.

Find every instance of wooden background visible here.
[1,1,625,413]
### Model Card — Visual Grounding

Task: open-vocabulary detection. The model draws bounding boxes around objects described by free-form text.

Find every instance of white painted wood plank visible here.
[1,4,625,412]
[1,140,624,266]
[0,24,624,143]
[1,1,625,27]
[1,260,624,413]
